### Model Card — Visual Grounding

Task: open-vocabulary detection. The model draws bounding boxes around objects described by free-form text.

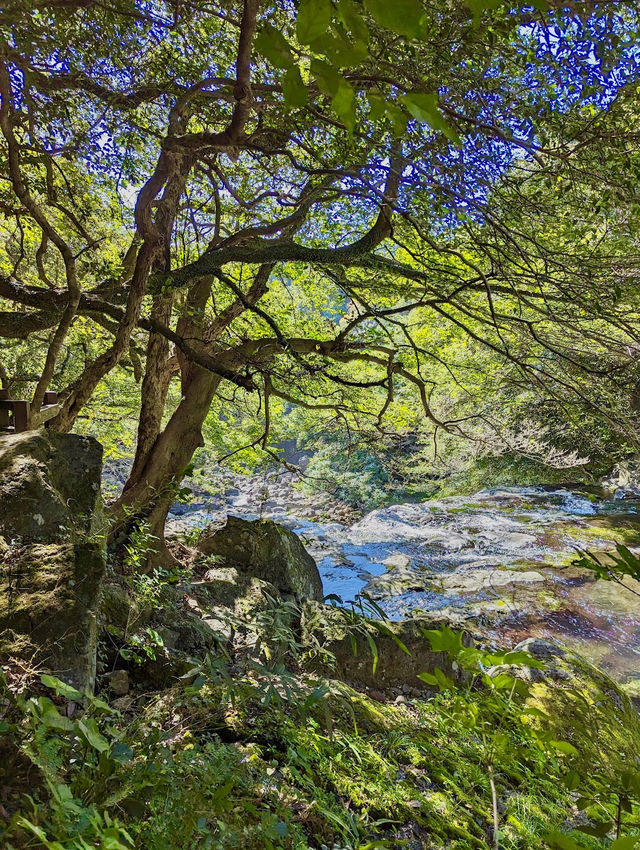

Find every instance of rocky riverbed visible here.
[164,468,640,684]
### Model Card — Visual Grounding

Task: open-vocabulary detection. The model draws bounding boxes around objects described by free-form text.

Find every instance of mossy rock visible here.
[0,430,104,543]
[197,516,323,601]
[0,541,104,692]
[0,432,106,693]
[518,639,640,776]
[302,602,472,692]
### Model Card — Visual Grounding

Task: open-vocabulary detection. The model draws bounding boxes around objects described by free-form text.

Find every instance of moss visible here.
[0,541,104,692]
[117,662,611,849]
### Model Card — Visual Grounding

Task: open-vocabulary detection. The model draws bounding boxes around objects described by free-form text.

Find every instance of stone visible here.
[100,582,138,631]
[383,553,411,570]
[197,516,323,601]
[435,566,546,594]
[487,638,573,685]
[106,668,130,696]
[302,603,472,691]
[0,431,105,693]
[0,431,104,543]
[601,461,640,497]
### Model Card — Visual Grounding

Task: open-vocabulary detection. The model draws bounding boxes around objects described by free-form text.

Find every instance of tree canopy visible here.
[1,0,640,551]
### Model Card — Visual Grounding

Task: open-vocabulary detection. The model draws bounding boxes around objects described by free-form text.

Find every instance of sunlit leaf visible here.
[364,0,424,38]
[296,0,333,45]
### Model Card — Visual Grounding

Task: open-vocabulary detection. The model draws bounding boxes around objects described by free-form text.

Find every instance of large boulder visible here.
[197,516,323,601]
[302,602,472,692]
[601,461,640,498]
[0,431,105,693]
[0,430,103,543]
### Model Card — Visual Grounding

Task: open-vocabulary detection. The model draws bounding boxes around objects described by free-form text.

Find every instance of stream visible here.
[166,478,640,684]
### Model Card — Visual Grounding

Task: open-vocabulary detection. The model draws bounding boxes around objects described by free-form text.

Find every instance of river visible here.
[167,477,640,684]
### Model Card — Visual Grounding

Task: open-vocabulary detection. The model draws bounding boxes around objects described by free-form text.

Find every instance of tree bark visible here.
[125,292,174,488]
[110,366,222,563]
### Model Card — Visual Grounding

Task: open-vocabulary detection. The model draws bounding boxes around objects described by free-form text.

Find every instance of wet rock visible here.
[383,553,411,570]
[197,516,323,601]
[436,566,546,595]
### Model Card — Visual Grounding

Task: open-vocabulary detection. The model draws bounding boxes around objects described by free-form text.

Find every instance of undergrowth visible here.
[2,599,640,849]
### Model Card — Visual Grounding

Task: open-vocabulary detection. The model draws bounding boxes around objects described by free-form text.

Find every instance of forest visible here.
[2,0,640,848]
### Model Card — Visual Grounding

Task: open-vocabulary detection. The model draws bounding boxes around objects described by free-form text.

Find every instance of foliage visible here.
[1,0,640,550]
[5,604,640,850]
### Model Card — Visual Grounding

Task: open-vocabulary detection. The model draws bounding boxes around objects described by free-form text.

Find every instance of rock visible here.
[436,565,546,594]
[383,553,411,570]
[0,431,105,693]
[106,669,130,695]
[100,582,140,631]
[601,461,640,497]
[0,431,104,543]
[303,603,471,691]
[515,637,567,661]
[197,516,323,601]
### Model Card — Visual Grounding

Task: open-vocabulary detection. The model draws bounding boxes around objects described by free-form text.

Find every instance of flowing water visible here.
[167,483,640,684]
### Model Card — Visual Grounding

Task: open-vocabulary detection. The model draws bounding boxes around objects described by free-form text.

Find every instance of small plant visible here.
[4,674,134,850]
[573,544,640,598]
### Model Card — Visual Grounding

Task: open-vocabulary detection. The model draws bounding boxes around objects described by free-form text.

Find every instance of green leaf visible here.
[297,0,333,45]
[367,92,387,122]
[501,650,545,669]
[371,621,411,655]
[365,631,379,674]
[577,822,614,838]
[549,739,579,756]
[465,0,504,23]
[311,58,341,96]
[39,699,75,731]
[417,667,453,690]
[111,742,134,763]
[283,65,308,107]
[313,29,368,67]
[331,80,357,132]
[255,24,295,70]
[489,673,517,690]
[611,837,640,849]
[563,769,581,791]
[364,0,424,38]
[40,673,85,701]
[423,625,465,656]
[77,718,110,753]
[543,832,582,850]
[402,92,461,144]
[337,0,370,43]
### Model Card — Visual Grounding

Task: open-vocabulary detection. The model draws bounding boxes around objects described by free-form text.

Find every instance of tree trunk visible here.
[125,292,174,489]
[109,366,222,564]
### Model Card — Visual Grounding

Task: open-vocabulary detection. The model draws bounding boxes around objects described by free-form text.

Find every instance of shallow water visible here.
[168,485,640,683]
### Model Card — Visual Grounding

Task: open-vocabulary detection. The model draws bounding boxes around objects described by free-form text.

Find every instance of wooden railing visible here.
[0,389,61,433]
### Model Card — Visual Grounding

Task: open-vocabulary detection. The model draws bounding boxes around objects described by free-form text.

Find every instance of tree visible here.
[1,0,639,561]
